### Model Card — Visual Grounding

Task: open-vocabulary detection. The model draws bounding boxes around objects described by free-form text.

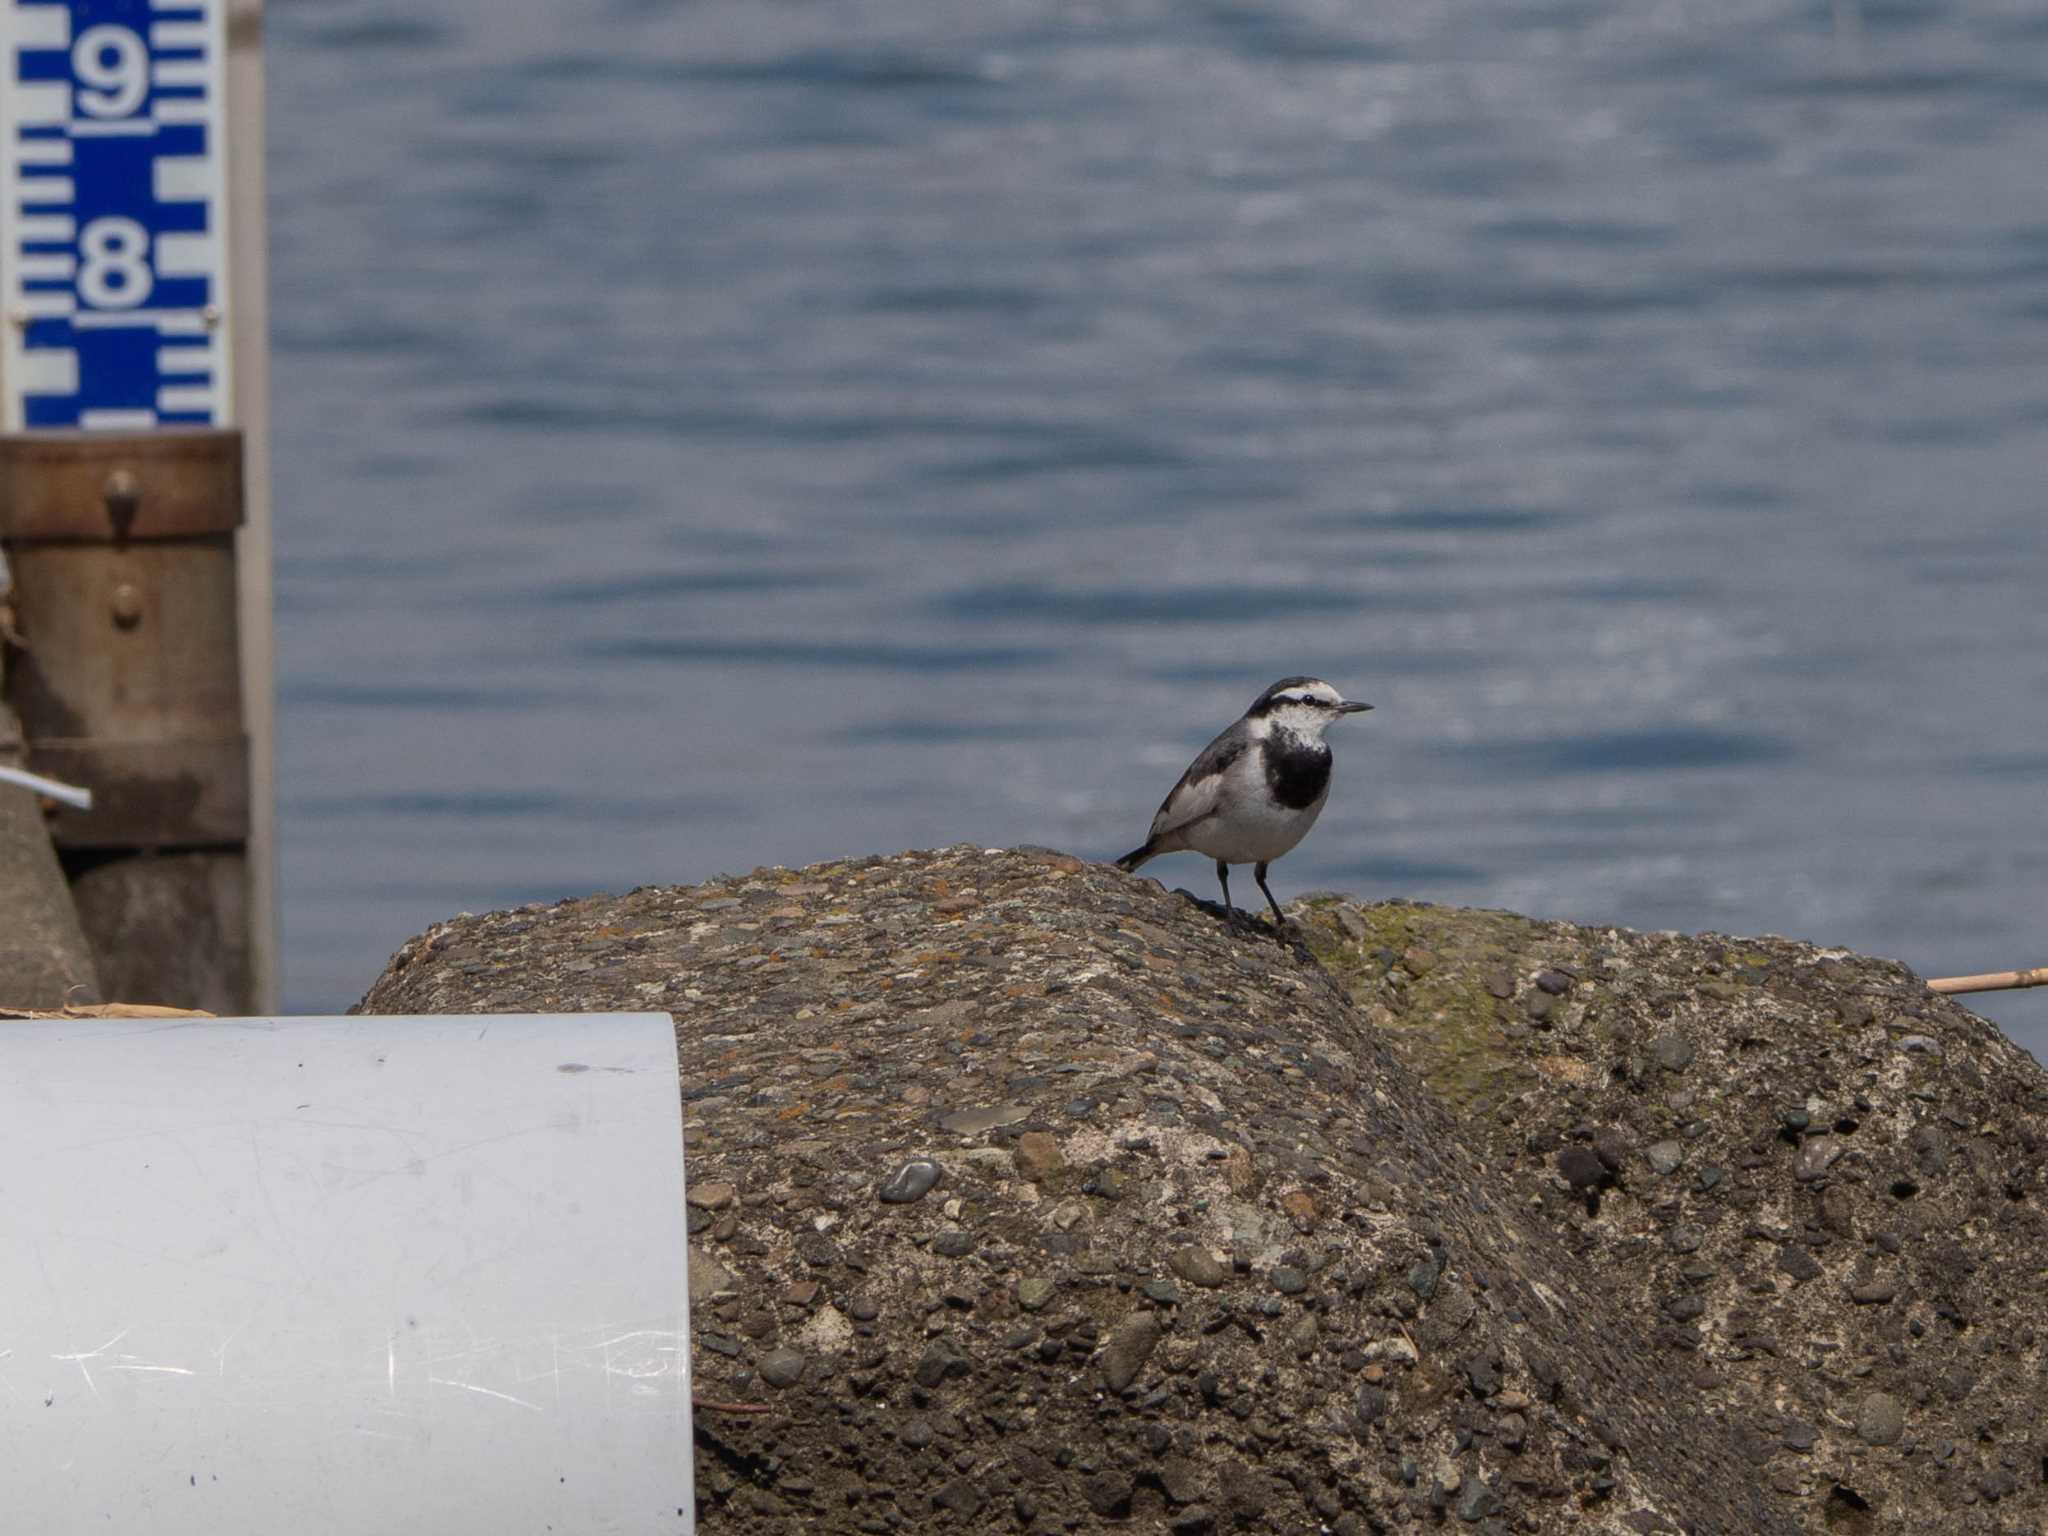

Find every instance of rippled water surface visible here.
[271,0,2048,1052]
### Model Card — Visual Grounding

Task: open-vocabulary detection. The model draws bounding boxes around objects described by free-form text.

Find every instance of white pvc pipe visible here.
[0,764,92,812]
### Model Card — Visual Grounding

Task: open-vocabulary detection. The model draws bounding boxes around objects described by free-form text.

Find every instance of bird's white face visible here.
[1257,679,1371,739]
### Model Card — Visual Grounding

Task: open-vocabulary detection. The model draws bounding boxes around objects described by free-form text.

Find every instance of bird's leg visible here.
[1254,862,1288,930]
[1215,861,1234,916]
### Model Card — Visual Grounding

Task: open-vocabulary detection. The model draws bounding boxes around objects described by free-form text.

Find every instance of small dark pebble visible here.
[1455,1479,1500,1523]
[1082,1471,1135,1518]
[761,1343,806,1392]
[1650,1034,1695,1073]
[1857,1391,1905,1446]
[1408,1253,1442,1300]
[1536,969,1572,995]
[932,1476,982,1517]
[1271,1266,1307,1296]
[914,1340,970,1388]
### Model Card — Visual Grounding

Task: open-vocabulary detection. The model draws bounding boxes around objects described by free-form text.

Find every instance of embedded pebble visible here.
[758,1347,806,1389]
[939,1103,1029,1135]
[1101,1313,1163,1393]
[1857,1392,1905,1447]
[1169,1247,1227,1289]
[1014,1131,1065,1183]
[878,1159,942,1204]
[1651,1035,1695,1073]
[1647,1140,1685,1175]
[1796,1138,1843,1182]
[1082,1471,1134,1518]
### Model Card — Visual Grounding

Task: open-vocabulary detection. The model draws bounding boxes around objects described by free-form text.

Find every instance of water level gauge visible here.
[2,0,234,430]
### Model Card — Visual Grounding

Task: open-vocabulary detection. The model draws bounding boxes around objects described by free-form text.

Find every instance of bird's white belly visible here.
[1185,782,1327,865]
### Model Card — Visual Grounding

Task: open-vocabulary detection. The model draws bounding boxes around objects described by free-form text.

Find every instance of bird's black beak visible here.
[1337,700,1373,714]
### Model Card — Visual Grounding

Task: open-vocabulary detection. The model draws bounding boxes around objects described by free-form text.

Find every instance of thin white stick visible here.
[0,765,92,812]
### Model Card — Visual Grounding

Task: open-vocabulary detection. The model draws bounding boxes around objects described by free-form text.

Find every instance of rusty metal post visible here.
[0,430,252,1012]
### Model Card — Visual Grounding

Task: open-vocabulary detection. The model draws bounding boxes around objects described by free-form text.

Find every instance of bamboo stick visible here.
[1928,967,2048,996]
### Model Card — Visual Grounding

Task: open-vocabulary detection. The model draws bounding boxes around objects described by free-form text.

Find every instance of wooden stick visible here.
[1928,967,2048,996]
[693,1396,773,1416]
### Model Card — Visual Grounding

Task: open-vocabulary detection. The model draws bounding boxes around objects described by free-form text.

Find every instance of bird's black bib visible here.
[1263,735,1332,811]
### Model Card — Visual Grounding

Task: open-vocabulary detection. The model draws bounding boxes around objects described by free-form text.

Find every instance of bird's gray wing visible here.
[1148,725,1249,840]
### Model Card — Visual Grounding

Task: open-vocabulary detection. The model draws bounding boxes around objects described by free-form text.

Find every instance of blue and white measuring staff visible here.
[1,0,234,431]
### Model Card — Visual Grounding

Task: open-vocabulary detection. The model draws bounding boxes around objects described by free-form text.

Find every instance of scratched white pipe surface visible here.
[0,1013,693,1534]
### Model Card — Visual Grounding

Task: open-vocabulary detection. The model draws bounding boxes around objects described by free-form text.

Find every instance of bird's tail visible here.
[1115,840,1157,872]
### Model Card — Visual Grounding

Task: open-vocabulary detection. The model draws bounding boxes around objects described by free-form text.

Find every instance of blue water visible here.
[271,0,2048,1055]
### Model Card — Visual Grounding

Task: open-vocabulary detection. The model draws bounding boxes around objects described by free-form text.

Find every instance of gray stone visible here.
[878,1159,943,1204]
[1159,1454,1204,1505]
[1082,1471,1134,1518]
[686,1248,737,1306]
[938,1103,1029,1135]
[933,1477,983,1517]
[913,1340,969,1388]
[1456,1478,1500,1523]
[1169,1246,1227,1288]
[1857,1392,1905,1447]
[1016,1277,1056,1312]
[1362,1336,1418,1366]
[1795,1138,1843,1182]
[758,1347,806,1389]
[1101,1313,1163,1393]
[1651,1034,1695,1073]
[1647,1140,1685,1175]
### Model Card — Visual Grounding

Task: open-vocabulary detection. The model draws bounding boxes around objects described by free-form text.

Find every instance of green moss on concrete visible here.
[1300,900,1595,1129]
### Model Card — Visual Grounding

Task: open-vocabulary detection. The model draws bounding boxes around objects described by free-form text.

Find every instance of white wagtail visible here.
[1116,677,1372,927]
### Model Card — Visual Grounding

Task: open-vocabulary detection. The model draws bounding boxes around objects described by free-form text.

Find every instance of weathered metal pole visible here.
[0,429,252,1012]
[0,699,100,1008]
